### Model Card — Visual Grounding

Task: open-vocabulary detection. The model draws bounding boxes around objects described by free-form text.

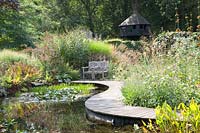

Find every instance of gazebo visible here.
[119,0,151,40]
[119,12,151,39]
[0,0,19,10]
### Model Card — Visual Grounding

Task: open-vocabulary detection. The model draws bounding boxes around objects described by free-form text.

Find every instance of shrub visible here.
[57,30,89,69]
[26,33,80,81]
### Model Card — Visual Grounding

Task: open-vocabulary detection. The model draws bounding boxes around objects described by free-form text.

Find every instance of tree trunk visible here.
[88,12,95,38]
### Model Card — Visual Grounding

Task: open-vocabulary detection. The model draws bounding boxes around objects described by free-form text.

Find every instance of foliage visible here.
[33,30,113,72]
[18,83,94,102]
[153,32,200,54]
[33,89,79,101]
[57,29,90,69]
[106,39,142,51]
[0,0,199,48]
[0,0,41,49]
[143,100,200,133]
[88,40,112,61]
[26,32,81,81]
[109,44,141,80]
[30,83,94,96]
[88,40,112,56]
[2,62,41,87]
[0,50,42,88]
[0,49,41,66]
[122,34,200,108]
[0,83,93,132]
[0,119,18,133]
[0,102,41,132]
[105,38,123,46]
[1,101,135,132]
[0,0,19,10]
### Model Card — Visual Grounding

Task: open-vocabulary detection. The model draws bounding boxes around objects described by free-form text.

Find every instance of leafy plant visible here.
[0,50,42,88]
[1,62,41,89]
[143,100,200,133]
[30,83,94,95]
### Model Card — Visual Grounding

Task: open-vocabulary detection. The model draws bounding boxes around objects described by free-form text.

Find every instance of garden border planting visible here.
[73,81,156,126]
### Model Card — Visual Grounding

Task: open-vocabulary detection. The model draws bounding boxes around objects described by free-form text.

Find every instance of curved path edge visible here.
[73,81,156,126]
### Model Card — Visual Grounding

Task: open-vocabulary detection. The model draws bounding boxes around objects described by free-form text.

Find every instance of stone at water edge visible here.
[0,86,7,97]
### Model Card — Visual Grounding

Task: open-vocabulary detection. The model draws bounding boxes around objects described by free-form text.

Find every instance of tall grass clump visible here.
[57,29,90,69]
[0,49,41,67]
[88,40,112,56]
[122,33,200,108]
[88,40,113,61]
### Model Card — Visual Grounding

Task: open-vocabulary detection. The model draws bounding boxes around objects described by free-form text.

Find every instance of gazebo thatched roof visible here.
[0,0,19,10]
[119,12,150,27]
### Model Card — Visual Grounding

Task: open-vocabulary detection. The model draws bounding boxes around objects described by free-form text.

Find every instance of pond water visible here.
[0,88,135,132]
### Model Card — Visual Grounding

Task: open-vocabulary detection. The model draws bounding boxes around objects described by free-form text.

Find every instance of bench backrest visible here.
[88,61,108,71]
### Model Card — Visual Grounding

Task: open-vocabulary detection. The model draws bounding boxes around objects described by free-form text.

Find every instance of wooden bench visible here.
[82,61,109,80]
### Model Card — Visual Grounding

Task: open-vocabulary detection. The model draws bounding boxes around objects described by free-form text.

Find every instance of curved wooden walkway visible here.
[73,81,156,126]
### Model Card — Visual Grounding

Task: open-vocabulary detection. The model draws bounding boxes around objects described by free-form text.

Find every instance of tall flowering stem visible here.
[197,0,200,32]
[188,13,193,32]
[175,7,181,32]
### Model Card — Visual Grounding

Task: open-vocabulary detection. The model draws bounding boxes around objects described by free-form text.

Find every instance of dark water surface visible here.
[0,96,135,133]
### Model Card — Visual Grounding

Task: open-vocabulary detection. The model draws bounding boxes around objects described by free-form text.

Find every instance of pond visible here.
[0,84,135,133]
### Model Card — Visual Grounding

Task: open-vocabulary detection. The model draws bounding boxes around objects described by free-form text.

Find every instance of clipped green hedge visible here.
[105,38,142,51]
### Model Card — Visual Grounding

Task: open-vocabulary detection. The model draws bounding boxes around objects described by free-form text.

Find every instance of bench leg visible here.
[83,73,85,80]
[102,72,104,79]
[92,72,95,80]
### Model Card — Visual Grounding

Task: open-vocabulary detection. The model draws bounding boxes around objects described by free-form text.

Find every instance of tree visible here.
[79,0,101,37]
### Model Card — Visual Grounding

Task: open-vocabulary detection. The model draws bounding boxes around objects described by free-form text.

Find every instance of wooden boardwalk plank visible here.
[73,81,156,126]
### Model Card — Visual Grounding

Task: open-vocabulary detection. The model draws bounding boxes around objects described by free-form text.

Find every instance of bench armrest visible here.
[82,67,89,72]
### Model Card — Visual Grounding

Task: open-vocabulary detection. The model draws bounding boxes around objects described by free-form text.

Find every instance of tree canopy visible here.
[0,0,199,48]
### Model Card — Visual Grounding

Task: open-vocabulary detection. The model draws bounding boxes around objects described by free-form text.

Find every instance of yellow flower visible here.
[198,35,200,40]
[175,13,179,17]
[197,25,200,29]
[176,28,181,32]
[176,19,180,23]
[196,82,200,88]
